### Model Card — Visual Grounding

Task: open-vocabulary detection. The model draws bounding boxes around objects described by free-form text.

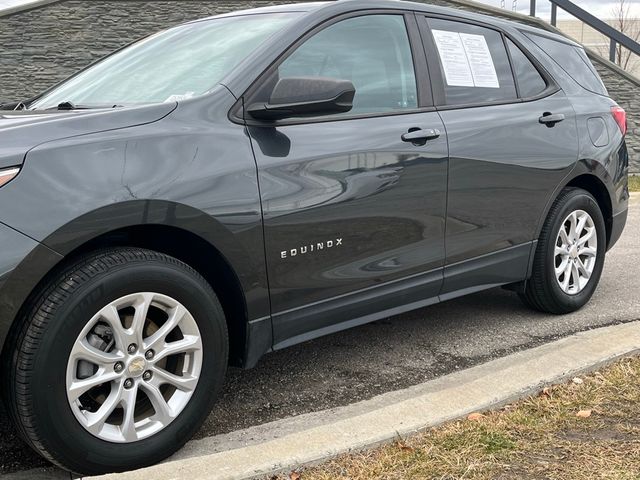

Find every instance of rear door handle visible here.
[401,128,441,145]
[539,113,565,126]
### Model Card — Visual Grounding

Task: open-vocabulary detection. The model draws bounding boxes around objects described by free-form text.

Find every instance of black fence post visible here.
[551,0,640,62]
[530,0,536,17]
[551,4,557,26]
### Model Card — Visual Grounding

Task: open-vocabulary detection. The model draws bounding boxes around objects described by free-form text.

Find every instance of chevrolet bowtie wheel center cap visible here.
[127,357,147,377]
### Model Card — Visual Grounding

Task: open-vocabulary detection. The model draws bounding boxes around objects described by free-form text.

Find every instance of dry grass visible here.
[275,357,640,480]
[630,175,640,192]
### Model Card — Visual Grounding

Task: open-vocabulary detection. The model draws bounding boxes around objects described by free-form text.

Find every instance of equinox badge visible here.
[281,238,343,259]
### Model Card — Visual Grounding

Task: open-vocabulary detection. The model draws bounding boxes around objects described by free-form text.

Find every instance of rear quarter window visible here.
[506,38,547,98]
[525,32,607,96]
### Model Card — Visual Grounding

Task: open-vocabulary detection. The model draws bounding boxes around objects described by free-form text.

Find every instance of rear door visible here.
[419,16,579,297]
[244,12,449,347]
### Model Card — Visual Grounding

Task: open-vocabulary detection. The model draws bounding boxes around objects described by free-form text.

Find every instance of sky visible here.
[475,0,640,20]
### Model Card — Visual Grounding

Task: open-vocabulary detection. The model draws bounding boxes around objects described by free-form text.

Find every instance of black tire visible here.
[520,187,606,314]
[2,248,228,475]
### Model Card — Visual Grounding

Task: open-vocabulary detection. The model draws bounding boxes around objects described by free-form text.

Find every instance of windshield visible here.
[29,13,299,110]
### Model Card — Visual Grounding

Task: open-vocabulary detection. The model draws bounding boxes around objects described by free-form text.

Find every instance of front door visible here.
[245,12,449,347]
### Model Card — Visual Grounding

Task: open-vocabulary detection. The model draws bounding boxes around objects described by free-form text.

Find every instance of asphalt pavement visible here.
[2,194,638,477]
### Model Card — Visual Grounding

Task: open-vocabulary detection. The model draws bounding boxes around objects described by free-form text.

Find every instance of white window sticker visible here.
[432,30,500,89]
[431,30,474,87]
[459,33,500,88]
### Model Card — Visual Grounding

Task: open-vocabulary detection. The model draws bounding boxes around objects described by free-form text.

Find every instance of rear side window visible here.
[525,32,607,96]
[506,39,547,98]
[426,18,517,106]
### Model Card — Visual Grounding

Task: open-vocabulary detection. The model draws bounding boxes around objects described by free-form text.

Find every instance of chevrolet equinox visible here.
[0,0,629,474]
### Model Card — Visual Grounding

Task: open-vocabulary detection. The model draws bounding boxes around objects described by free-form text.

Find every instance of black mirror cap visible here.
[247,77,355,121]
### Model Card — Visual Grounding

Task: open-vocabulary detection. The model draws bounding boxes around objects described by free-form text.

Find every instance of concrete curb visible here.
[86,320,640,480]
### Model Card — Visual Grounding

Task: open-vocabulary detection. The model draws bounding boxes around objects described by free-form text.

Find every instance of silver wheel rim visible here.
[66,292,203,443]
[554,210,598,295]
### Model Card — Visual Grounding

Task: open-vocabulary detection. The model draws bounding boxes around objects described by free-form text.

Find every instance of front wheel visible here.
[520,187,607,314]
[3,248,228,475]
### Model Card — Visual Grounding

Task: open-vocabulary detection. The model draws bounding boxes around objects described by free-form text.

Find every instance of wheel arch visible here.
[534,159,616,250]
[565,174,613,247]
[0,200,271,368]
[66,224,251,368]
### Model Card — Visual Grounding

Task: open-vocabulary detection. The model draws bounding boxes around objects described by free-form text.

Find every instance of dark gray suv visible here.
[0,0,629,474]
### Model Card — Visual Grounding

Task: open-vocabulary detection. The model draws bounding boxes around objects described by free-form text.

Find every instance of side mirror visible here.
[247,77,355,121]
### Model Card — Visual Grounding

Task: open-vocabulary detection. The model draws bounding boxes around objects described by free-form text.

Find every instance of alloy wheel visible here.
[554,209,598,295]
[65,292,203,443]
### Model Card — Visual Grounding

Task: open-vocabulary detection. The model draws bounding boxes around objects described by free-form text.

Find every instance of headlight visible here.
[0,167,20,188]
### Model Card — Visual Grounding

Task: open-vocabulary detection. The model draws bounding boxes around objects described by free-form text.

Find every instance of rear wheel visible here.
[520,187,606,314]
[3,248,228,475]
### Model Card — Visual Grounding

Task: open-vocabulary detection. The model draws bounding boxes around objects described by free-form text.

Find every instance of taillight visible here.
[611,106,627,136]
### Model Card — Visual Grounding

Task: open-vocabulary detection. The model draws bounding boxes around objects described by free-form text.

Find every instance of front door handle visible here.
[401,128,441,145]
[539,112,565,126]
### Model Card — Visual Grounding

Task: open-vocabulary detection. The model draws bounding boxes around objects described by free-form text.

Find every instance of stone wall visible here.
[1,0,638,171]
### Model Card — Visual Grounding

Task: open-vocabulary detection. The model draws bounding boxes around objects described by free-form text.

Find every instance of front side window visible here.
[277,15,418,116]
[427,18,517,106]
[30,13,299,110]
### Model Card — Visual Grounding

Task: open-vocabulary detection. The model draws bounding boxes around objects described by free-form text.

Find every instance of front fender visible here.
[45,199,269,323]
[0,85,269,334]
[0,199,270,358]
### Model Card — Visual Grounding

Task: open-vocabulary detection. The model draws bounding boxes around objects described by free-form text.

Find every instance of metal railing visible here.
[529,0,640,64]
